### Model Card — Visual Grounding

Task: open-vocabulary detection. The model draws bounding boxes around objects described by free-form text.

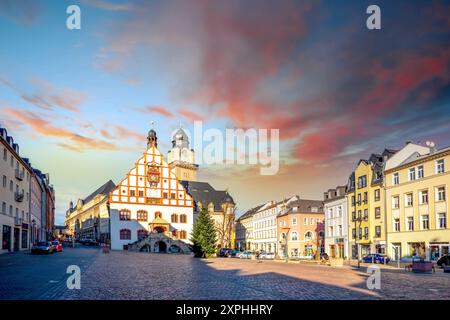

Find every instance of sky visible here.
[1,0,450,224]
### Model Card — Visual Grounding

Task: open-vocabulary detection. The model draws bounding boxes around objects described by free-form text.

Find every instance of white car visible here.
[259,253,275,260]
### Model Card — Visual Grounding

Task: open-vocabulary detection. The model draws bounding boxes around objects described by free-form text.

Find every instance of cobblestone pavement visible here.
[58,249,450,300]
[0,245,98,299]
[1,247,449,300]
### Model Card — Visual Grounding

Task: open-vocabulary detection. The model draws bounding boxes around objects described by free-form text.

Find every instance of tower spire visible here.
[147,122,157,148]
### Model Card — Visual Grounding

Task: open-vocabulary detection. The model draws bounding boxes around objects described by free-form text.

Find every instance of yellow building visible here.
[385,144,450,261]
[347,149,396,259]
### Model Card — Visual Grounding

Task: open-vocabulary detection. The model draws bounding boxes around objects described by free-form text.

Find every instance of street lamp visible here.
[31,219,36,245]
[280,227,290,263]
[354,214,363,269]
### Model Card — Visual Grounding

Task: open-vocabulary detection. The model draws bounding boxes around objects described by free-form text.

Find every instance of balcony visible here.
[15,190,24,202]
[15,168,24,181]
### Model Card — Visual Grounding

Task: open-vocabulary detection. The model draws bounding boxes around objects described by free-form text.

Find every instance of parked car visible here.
[362,253,390,264]
[259,252,275,260]
[218,248,233,257]
[79,239,98,246]
[235,251,242,258]
[436,254,450,268]
[31,241,54,254]
[239,251,254,259]
[51,240,63,252]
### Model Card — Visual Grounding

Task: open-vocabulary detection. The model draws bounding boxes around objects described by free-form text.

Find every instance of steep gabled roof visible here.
[180,180,235,212]
[74,180,116,210]
[237,204,264,221]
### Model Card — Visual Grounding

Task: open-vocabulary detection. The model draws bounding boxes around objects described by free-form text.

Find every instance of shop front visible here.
[430,243,450,261]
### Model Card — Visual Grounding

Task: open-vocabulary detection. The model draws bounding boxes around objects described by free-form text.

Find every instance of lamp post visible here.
[281,227,290,262]
[354,215,363,269]
[31,219,36,246]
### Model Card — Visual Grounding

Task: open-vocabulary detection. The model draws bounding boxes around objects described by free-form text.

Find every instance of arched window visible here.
[137,229,148,240]
[154,211,162,219]
[280,233,286,241]
[120,229,131,240]
[119,209,131,221]
[171,214,178,223]
[291,232,298,241]
[179,214,187,223]
[305,231,313,241]
[137,210,148,221]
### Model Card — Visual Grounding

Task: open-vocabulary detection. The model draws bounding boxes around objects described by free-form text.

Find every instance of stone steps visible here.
[128,233,191,254]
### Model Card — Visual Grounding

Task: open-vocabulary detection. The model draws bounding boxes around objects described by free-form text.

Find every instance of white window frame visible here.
[394,219,400,232]
[419,190,429,204]
[393,173,399,185]
[421,215,429,230]
[406,216,414,231]
[405,193,413,207]
[417,165,424,179]
[436,159,445,174]
[436,187,446,202]
[408,168,416,181]
[392,196,400,209]
[437,213,447,229]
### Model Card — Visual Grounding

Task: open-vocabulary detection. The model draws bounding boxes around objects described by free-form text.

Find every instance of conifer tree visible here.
[191,207,217,258]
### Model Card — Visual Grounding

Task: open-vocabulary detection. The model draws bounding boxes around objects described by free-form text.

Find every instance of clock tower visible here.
[167,127,198,181]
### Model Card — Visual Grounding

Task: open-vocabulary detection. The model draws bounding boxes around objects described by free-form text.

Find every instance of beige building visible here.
[235,205,262,251]
[65,180,116,243]
[277,199,325,259]
[182,181,236,248]
[385,143,450,261]
[1,127,32,253]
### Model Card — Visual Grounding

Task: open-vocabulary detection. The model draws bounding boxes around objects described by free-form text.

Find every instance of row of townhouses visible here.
[65,128,236,252]
[0,126,55,254]
[236,195,325,259]
[237,141,450,262]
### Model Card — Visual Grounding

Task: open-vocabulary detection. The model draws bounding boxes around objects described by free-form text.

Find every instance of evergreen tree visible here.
[191,207,217,258]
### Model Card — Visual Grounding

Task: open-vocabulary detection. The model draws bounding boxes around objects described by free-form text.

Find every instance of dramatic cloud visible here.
[139,106,173,118]
[0,77,86,112]
[177,109,204,122]
[94,0,450,169]
[2,108,117,151]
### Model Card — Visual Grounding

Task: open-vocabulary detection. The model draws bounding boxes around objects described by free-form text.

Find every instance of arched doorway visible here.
[169,244,181,253]
[154,241,167,253]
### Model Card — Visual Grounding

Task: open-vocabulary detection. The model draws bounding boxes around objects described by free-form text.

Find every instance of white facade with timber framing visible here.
[109,129,194,251]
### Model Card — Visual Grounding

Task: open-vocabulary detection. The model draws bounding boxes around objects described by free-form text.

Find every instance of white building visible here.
[252,195,299,253]
[1,127,32,253]
[110,129,194,252]
[323,186,349,259]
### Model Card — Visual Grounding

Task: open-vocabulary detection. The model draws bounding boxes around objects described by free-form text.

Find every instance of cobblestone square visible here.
[1,247,449,300]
